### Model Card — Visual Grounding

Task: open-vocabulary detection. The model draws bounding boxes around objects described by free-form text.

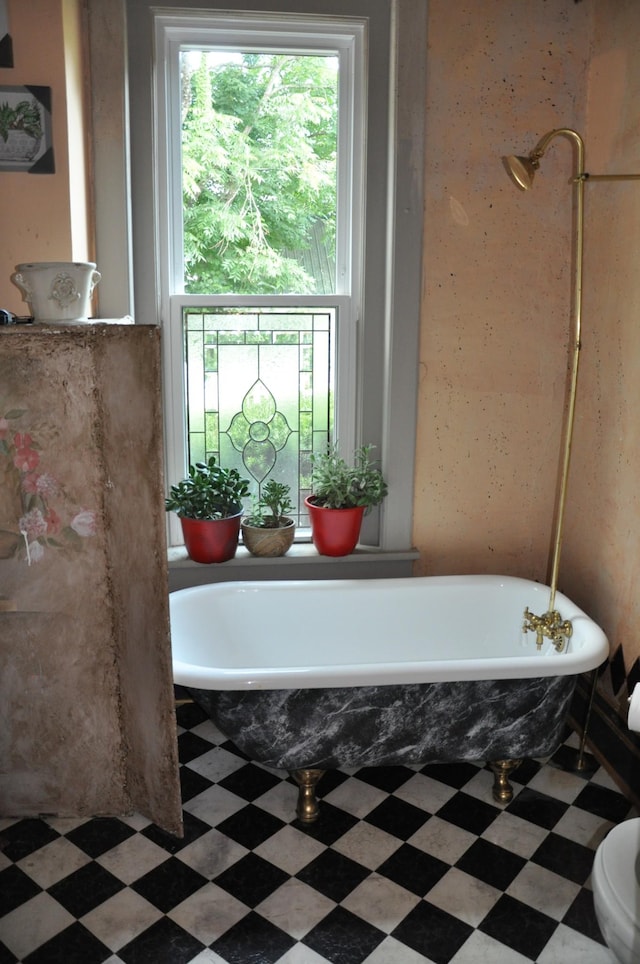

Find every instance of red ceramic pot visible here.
[180,511,242,563]
[305,496,365,557]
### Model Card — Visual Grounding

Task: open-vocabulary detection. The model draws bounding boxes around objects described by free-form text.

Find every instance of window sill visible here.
[167,542,419,591]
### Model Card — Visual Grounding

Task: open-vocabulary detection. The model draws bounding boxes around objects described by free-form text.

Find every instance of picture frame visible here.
[0,85,54,173]
[0,1,12,68]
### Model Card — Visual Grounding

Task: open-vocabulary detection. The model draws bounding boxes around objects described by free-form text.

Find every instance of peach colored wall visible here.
[414,0,592,579]
[561,1,640,676]
[413,0,640,687]
[0,0,91,316]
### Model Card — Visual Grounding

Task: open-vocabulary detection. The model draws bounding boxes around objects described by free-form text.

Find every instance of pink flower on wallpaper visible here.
[1,408,98,563]
[44,507,62,535]
[13,432,40,473]
[19,507,48,541]
[36,473,59,499]
[71,510,97,538]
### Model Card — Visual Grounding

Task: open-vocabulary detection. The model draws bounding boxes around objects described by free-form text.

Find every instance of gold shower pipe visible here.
[504,129,640,614]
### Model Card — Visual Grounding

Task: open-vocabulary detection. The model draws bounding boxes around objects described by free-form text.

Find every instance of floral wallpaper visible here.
[0,404,97,564]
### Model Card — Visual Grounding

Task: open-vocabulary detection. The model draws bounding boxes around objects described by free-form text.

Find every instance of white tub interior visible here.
[169,575,609,690]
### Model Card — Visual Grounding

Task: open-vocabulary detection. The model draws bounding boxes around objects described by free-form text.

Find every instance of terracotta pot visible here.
[180,510,242,563]
[241,517,296,557]
[305,496,365,557]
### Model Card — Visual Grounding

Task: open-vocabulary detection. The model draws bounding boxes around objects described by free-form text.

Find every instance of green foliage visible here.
[311,444,388,512]
[181,51,337,294]
[0,99,42,142]
[165,456,251,520]
[244,480,294,528]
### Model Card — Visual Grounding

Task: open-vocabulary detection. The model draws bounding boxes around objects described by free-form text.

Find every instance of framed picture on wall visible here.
[0,1,12,68]
[0,85,54,173]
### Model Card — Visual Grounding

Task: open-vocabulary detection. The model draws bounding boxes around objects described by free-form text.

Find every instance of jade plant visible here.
[310,443,388,512]
[243,480,294,528]
[165,456,250,520]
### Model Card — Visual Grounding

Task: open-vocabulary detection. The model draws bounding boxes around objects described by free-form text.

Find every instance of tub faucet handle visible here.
[523,607,573,653]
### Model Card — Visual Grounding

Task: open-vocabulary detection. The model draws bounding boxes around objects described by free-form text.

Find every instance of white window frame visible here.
[155,13,364,545]
[103,0,425,563]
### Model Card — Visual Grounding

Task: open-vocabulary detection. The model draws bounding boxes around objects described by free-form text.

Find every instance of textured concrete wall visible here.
[0,326,181,833]
[414,0,592,579]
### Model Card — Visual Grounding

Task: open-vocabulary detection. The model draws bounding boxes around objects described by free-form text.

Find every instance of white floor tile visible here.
[81,887,163,951]
[256,878,336,940]
[408,814,476,863]
[341,873,421,933]
[254,824,327,875]
[324,776,388,817]
[168,882,249,945]
[536,922,615,963]
[1,892,75,960]
[331,820,402,870]
[16,835,90,888]
[481,808,550,858]
[506,862,581,921]
[95,832,168,884]
[426,867,502,927]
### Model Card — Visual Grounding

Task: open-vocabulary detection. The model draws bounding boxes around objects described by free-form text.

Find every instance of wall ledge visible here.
[168,543,419,590]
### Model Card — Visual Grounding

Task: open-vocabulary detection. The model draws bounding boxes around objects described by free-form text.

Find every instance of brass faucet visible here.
[523,607,573,653]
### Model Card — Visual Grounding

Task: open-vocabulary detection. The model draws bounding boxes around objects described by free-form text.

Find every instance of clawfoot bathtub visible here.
[169,575,608,820]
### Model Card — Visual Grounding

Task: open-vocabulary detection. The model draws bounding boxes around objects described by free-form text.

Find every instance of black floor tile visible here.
[0,819,59,862]
[216,804,286,850]
[420,761,480,789]
[479,893,557,960]
[297,848,369,902]
[141,809,211,853]
[0,941,18,964]
[0,865,41,915]
[211,910,296,964]
[294,801,358,845]
[506,787,569,830]
[304,906,384,964]
[353,766,414,793]
[574,782,633,822]
[175,700,209,729]
[392,899,473,963]
[219,763,283,801]
[179,764,215,802]
[22,924,110,964]
[364,795,429,840]
[48,861,125,917]
[503,757,542,786]
[532,831,597,885]
[177,729,217,762]
[436,792,498,836]
[214,852,289,907]
[378,842,449,896]
[65,817,136,858]
[456,837,527,890]
[119,916,205,964]
[130,856,207,913]
[562,887,606,944]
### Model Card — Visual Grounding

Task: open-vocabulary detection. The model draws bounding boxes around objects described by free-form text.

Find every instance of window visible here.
[124,0,425,554]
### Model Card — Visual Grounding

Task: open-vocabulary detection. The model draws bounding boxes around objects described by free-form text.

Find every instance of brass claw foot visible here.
[490,759,522,804]
[292,768,325,823]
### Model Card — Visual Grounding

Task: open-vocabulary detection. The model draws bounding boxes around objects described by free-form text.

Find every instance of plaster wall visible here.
[413,0,592,580]
[561,2,640,677]
[0,0,92,316]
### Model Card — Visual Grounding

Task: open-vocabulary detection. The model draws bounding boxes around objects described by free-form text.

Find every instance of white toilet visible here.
[593,817,640,963]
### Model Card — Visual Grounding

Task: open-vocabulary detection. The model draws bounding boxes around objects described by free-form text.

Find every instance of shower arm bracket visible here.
[523,607,573,653]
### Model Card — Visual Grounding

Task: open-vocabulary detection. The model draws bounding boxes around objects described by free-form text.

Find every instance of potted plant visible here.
[305,443,388,556]
[165,456,251,563]
[241,480,296,557]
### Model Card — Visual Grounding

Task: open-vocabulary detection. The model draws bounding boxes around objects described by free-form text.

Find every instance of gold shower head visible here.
[502,153,540,191]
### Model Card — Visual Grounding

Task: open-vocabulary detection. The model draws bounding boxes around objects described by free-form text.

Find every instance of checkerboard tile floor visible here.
[0,702,633,963]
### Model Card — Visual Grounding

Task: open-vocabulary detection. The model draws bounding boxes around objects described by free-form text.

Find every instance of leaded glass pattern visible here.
[184,307,335,527]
